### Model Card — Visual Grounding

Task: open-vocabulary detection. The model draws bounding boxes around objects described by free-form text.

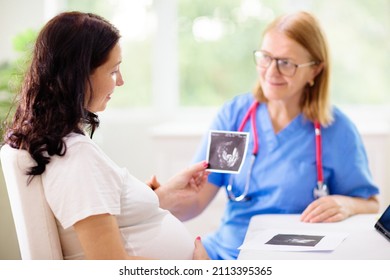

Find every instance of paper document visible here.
[239,229,349,252]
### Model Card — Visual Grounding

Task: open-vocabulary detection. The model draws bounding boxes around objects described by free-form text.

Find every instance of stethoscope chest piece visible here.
[313,182,329,199]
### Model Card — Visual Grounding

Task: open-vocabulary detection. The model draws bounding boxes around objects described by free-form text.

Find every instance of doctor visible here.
[154,11,379,260]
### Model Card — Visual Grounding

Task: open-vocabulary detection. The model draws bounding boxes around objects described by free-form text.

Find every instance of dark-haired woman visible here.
[3,11,209,260]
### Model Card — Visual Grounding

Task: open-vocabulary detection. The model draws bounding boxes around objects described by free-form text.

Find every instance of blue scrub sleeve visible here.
[326,116,379,198]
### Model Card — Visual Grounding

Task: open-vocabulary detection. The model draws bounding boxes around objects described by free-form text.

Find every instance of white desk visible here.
[238,214,390,260]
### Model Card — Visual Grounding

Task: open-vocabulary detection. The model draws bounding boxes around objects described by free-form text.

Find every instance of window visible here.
[177,0,390,106]
[68,0,155,107]
[54,0,390,108]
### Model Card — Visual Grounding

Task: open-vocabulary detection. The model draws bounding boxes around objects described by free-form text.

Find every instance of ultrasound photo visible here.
[206,130,249,174]
[265,234,324,247]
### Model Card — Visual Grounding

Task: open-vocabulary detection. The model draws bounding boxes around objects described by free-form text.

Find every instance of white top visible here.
[42,133,194,260]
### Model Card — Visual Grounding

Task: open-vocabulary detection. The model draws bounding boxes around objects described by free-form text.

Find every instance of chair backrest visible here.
[0,144,63,260]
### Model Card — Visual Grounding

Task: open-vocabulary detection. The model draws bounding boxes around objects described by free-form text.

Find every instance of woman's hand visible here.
[300,195,379,223]
[164,161,209,197]
[193,236,210,260]
[146,175,160,190]
[153,161,211,219]
[147,161,209,193]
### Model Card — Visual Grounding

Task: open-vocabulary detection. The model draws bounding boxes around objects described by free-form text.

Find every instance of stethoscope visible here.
[226,100,329,202]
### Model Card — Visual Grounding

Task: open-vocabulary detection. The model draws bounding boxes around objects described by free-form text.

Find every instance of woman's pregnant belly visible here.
[121,209,194,259]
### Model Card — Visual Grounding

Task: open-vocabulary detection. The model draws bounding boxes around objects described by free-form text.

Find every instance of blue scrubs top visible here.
[192,93,379,260]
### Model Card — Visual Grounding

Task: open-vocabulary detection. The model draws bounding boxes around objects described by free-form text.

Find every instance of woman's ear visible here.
[312,62,324,78]
[308,62,324,86]
[307,62,324,87]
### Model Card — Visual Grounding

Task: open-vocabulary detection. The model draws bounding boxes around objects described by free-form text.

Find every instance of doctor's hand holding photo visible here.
[154,10,380,260]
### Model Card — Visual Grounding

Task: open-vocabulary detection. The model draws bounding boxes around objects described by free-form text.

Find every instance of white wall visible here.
[97,108,390,210]
[95,107,390,239]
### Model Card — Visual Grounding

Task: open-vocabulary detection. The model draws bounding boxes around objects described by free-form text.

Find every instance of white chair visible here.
[0,144,63,259]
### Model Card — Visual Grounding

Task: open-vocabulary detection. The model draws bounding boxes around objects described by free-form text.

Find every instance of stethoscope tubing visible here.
[226,100,328,201]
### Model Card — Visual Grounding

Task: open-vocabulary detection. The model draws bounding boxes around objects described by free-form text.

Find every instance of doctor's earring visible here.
[309,80,315,87]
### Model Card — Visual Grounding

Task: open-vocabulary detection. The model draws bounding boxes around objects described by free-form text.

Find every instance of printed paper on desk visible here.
[238,230,349,252]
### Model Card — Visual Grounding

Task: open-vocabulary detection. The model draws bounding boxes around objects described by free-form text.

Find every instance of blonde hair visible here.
[253,11,333,126]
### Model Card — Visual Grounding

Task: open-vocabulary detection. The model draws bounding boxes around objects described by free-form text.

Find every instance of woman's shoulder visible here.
[64,132,97,149]
[219,92,255,116]
[326,106,362,141]
[58,132,104,161]
[48,132,120,174]
[225,92,255,108]
[214,93,255,129]
[330,106,357,129]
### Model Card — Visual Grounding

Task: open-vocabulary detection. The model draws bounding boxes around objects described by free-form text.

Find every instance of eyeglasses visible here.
[253,50,318,77]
